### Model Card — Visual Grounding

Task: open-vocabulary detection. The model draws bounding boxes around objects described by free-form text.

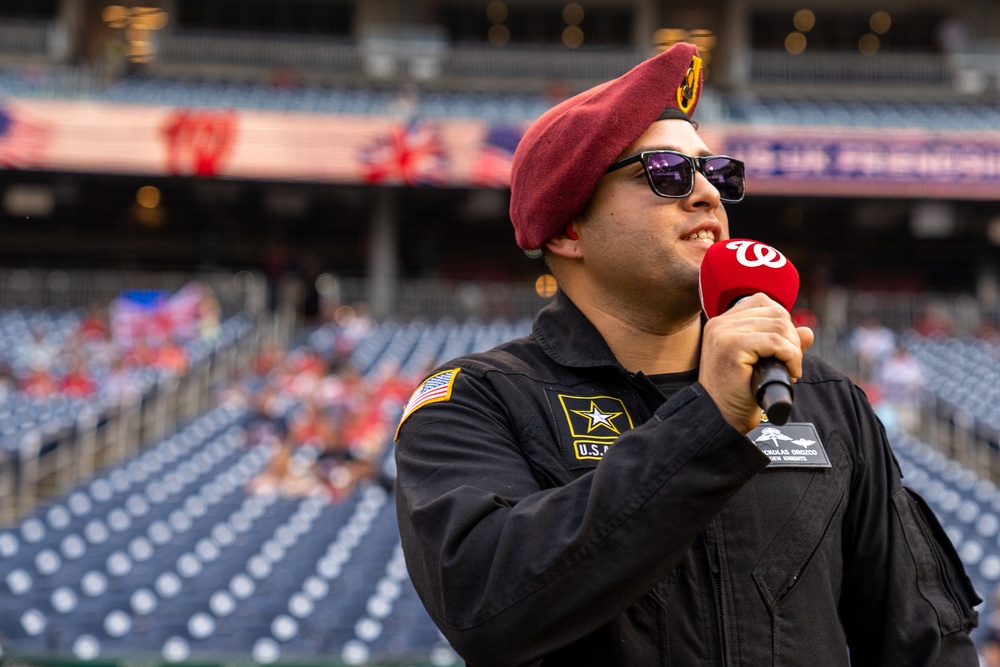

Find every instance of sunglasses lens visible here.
[645,152,693,197]
[703,157,745,202]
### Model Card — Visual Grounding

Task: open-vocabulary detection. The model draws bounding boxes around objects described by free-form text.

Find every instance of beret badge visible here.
[676,55,702,116]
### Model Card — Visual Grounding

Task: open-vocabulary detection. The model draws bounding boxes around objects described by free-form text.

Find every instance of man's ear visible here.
[544,224,584,258]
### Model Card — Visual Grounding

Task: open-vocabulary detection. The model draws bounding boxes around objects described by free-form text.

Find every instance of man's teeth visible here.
[687,230,716,242]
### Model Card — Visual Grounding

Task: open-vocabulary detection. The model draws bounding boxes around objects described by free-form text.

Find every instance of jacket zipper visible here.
[707,523,729,667]
[782,569,802,602]
[714,577,726,662]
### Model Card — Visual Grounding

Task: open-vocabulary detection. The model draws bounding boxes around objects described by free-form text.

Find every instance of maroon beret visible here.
[509,42,704,251]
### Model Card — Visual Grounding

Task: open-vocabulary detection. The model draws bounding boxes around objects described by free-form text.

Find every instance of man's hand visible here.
[699,293,815,434]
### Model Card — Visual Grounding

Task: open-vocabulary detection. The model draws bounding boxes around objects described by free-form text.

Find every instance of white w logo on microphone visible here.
[727,240,787,269]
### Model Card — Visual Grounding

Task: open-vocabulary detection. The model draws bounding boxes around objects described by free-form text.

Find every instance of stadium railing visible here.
[154,30,645,88]
[0,268,264,315]
[331,275,554,323]
[904,333,1000,481]
[0,313,259,525]
[154,33,961,93]
[0,17,975,101]
[0,18,47,62]
[157,30,364,74]
[815,287,991,338]
[342,280,993,342]
[749,49,952,88]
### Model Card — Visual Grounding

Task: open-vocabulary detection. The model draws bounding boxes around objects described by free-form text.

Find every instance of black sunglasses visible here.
[605,150,746,203]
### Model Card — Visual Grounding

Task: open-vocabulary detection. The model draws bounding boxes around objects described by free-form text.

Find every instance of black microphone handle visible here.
[751,357,793,425]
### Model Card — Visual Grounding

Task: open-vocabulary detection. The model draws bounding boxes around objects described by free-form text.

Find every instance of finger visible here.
[724,292,774,314]
[722,316,803,377]
[774,325,815,380]
[727,291,799,313]
[729,328,801,377]
[797,326,815,354]
[721,301,810,367]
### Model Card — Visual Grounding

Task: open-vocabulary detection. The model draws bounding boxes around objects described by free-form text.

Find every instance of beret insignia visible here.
[676,55,702,116]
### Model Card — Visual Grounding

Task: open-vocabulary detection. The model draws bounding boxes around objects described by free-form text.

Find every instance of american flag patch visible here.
[394,368,461,441]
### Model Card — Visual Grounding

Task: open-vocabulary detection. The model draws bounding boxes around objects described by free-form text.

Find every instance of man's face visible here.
[571,118,731,313]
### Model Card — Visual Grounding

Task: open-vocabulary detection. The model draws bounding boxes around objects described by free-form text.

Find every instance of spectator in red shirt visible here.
[60,356,97,398]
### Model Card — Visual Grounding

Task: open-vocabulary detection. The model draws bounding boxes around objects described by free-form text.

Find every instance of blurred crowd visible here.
[1,282,416,507]
[0,281,223,406]
[226,306,419,504]
[848,316,926,434]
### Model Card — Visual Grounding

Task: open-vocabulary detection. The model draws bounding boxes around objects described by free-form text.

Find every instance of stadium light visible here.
[136,185,161,209]
[101,5,169,63]
[786,32,808,55]
[793,9,816,33]
[3,184,55,218]
[535,274,557,298]
[870,11,892,35]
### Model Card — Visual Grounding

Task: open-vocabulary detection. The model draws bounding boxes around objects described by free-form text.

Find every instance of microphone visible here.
[699,239,800,425]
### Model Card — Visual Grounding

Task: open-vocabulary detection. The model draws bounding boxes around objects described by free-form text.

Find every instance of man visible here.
[394,42,980,665]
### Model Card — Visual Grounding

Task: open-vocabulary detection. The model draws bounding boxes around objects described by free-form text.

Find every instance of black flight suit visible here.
[395,291,980,666]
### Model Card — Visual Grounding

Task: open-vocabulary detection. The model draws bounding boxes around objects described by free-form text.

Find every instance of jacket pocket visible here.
[892,486,982,634]
[751,438,850,609]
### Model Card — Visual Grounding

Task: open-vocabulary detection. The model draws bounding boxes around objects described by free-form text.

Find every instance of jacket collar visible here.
[532,291,623,370]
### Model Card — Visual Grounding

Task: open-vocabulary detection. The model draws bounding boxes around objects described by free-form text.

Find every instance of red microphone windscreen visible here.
[699,239,800,318]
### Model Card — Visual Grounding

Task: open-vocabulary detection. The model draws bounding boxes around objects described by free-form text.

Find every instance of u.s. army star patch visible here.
[554,393,634,464]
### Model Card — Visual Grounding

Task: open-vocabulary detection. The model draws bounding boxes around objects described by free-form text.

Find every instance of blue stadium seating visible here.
[0,391,461,663]
[0,315,543,664]
[729,96,1000,130]
[887,424,997,644]
[905,334,1000,441]
[10,60,1000,131]
[335,316,532,377]
[0,69,555,123]
[2,317,995,663]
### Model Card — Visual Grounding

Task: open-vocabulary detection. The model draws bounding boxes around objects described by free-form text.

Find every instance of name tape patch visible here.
[748,422,831,469]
